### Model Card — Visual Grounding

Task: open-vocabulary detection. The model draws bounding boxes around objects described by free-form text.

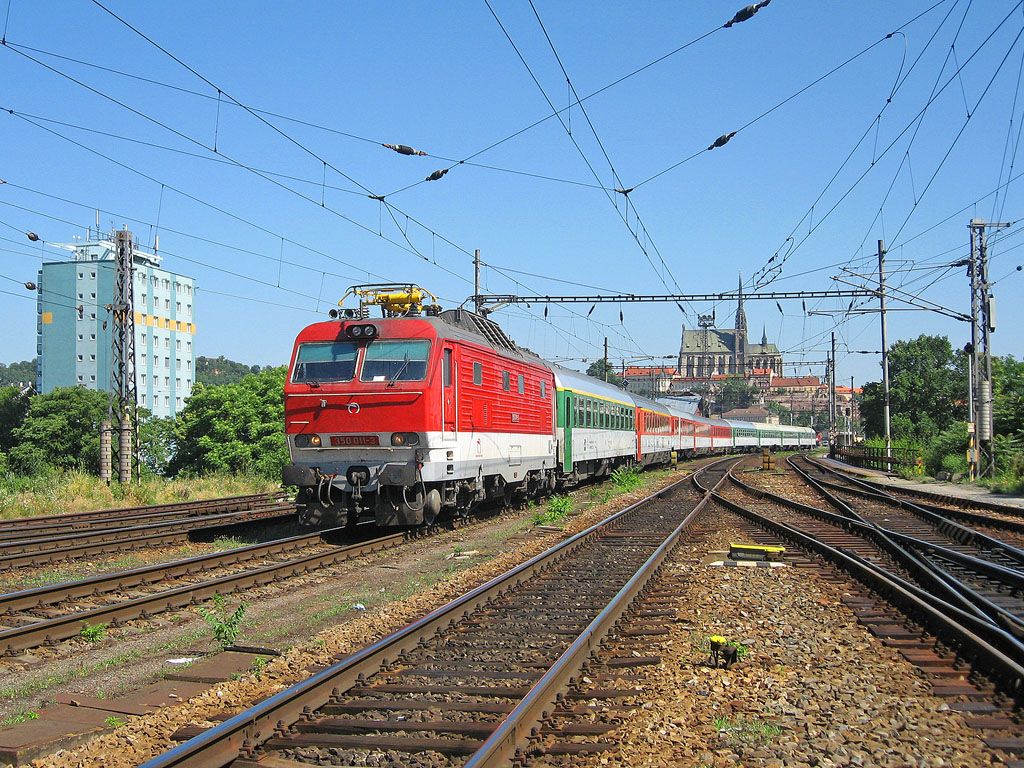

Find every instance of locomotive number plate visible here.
[330,435,380,446]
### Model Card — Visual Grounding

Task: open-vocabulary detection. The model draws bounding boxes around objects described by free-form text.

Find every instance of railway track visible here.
[0,527,410,657]
[137,457,738,768]
[801,455,1024,541]
[791,455,1024,567]
[0,502,296,571]
[723,463,1024,672]
[0,493,288,534]
[707,462,1024,764]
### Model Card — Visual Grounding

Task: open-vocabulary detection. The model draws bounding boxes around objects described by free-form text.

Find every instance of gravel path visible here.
[563,508,1004,767]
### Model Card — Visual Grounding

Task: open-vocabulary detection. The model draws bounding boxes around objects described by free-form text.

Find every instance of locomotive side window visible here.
[540,381,547,399]
[502,371,510,391]
[292,341,358,383]
[360,340,430,382]
[517,374,525,394]
[473,361,483,385]
[443,348,452,387]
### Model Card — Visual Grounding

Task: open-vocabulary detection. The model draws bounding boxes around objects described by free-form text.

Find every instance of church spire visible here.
[734,273,747,334]
[762,325,768,346]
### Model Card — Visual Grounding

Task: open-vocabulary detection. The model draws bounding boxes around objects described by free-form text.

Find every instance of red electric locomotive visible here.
[283,286,557,527]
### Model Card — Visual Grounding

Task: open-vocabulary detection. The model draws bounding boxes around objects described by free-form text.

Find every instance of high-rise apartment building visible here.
[36,236,196,418]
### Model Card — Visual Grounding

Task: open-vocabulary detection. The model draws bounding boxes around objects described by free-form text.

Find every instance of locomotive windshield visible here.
[292,341,358,383]
[360,340,430,382]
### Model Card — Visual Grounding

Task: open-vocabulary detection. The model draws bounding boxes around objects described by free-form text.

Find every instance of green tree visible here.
[195,356,267,387]
[717,377,757,411]
[993,355,1024,438]
[8,387,110,475]
[168,367,287,479]
[0,359,36,387]
[586,359,623,387]
[0,386,30,453]
[860,334,967,441]
[138,411,176,476]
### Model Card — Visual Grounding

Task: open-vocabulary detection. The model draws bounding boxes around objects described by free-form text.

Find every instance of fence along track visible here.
[138,458,737,768]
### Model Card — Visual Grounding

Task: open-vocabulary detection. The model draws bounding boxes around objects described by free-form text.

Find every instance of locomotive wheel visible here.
[298,503,324,527]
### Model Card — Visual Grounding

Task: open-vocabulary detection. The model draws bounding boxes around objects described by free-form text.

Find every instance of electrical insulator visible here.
[26,232,40,242]
[425,169,448,182]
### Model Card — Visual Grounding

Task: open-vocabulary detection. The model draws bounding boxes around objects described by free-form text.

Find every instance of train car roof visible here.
[722,419,757,429]
[631,391,672,415]
[549,365,637,406]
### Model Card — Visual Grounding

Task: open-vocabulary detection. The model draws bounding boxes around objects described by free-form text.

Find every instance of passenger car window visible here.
[360,340,430,382]
[292,341,358,383]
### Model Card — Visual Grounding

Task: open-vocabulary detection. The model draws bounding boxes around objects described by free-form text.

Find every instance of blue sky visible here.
[1,0,1023,388]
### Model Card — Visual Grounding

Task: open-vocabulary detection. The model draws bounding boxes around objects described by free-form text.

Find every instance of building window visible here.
[77,354,83,361]
[176,339,181,351]
[90,333,96,340]
[165,396,169,406]
[141,374,146,384]
[176,302,181,313]
[78,334,83,341]
[90,292,96,299]
[78,272,83,279]
[186,379,191,387]
[176,378,181,387]
[77,374,83,382]
[165,377,170,386]
[89,354,95,361]
[164,358,169,368]
[78,292,83,300]
[90,312,96,320]
[141,394,146,405]
[90,374,95,381]
[90,271,95,279]
[186,340,192,352]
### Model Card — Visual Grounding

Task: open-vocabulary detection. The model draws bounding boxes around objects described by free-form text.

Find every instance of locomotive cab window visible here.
[292,341,358,383]
[360,340,430,382]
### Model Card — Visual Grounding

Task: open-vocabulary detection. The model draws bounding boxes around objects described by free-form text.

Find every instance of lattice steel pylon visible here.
[110,228,139,484]
[968,219,1010,479]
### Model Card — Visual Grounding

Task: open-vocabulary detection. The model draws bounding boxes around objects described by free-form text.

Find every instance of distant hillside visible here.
[196,356,270,386]
[0,359,36,388]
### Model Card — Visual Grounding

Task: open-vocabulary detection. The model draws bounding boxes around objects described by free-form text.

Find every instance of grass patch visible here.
[103,715,127,728]
[713,715,781,746]
[530,494,573,527]
[210,536,247,551]
[197,594,246,649]
[610,465,644,492]
[0,710,38,727]
[0,471,279,521]
[79,622,108,643]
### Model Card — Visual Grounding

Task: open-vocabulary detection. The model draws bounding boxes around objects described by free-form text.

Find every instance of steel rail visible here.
[0,531,407,655]
[0,500,290,544]
[0,506,295,571]
[726,469,1024,670]
[138,458,737,768]
[0,492,285,531]
[791,456,1024,565]
[810,455,1024,533]
[0,527,344,615]
[714,472,1024,701]
[728,471,1004,631]
[463,460,733,767]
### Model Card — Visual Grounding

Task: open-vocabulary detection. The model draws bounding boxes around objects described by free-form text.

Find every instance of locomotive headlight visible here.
[309,435,322,447]
[350,325,363,337]
[295,434,321,448]
[391,432,420,446]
